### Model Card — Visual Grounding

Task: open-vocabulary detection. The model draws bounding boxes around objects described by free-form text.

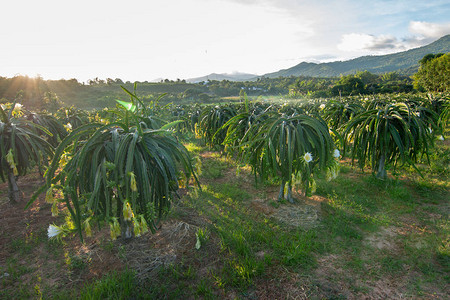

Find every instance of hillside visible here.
[186,72,258,83]
[263,34,450,78]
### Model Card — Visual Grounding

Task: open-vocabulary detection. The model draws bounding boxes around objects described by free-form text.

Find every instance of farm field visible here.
[2,2,450,297]
[0,91,449,299]
[0,137,449,299]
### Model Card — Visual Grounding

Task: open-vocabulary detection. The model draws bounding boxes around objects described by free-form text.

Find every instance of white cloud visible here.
[338,21,450,54]
[337,33,404,53]
[409,21,450,38]
[401,21,450,48]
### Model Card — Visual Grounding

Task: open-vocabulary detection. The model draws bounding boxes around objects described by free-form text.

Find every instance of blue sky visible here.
[1,0,449,82]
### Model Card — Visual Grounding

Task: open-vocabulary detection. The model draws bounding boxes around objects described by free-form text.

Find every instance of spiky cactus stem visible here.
[376,154,387,179]
[285,182,294,203]
[278,180,285,202]
[7,170,21,203]
[121,220,133,240]
[278,180,295,203]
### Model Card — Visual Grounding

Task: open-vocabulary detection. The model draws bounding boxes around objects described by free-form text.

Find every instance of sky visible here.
[1,0,449,82]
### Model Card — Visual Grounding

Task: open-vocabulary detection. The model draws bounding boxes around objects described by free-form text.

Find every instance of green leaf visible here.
[160,120,184,131]
[116,100,136,112]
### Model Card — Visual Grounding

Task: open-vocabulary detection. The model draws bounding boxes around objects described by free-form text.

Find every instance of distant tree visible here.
[67,78,80,86]
[88,77,106,85]
[381,72,399,82]
[198,93,211,102]
[332,75,365,96]
[355,70,378,85]
[183,88,202,99]
[414,53,449,92]
[419,53,444,65]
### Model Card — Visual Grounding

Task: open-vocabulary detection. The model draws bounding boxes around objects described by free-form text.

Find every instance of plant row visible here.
[0,90,448,242]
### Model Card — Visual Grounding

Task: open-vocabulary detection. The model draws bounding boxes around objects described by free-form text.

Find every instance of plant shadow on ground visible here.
[0,137,448,299]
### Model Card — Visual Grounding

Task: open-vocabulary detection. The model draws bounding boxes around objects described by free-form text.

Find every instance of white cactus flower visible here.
[13,103,23,111]
[333,149,340,158]
[303,152,313,163]
[64,123,72,131]
[47,224,62,239]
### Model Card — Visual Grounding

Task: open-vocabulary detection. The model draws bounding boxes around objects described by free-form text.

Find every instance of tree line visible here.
[1,53,447,110]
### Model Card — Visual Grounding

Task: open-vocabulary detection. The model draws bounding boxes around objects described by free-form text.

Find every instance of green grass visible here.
[51,270,139,300]
[137,262,218,299]
[184,141,207,155]
[10,237,35,256]
[201,154,233,179]
[180,138,448,296]
[0,257,35,300]
[3,258,34,281]
[184,181,322,289]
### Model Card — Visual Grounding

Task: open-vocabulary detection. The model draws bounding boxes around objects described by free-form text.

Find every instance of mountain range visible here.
[186,72,258,83]
[187,34,450,82]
